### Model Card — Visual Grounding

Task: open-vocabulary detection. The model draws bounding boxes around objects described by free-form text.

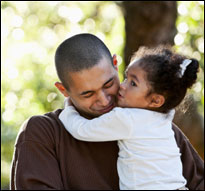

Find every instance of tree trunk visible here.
[122,1,204,159]
[123,1,177,66]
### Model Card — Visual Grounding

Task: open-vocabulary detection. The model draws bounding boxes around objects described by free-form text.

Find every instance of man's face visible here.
[65,57,120,118]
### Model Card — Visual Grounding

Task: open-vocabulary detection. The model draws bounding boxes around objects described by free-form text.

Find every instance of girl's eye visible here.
[131,80,137,86]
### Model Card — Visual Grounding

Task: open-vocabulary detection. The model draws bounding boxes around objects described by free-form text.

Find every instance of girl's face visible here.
[117,61,152,109]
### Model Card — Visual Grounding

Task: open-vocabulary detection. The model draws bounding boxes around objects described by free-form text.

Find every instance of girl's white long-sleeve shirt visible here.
[59,106,187,190]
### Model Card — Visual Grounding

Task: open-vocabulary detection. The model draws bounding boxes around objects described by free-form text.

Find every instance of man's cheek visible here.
[113,84,120,95]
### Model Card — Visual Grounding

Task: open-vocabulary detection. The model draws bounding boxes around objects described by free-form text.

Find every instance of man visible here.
[11,33,204,190]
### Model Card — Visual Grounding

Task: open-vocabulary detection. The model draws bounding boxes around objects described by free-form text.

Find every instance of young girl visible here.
[59,47,199,190]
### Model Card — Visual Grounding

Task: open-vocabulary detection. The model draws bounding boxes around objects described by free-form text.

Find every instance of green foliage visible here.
[1,1,204,189]
[1,2,125,189]
[175,1,204,115]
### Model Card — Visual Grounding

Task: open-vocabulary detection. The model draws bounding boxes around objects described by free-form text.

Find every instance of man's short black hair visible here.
[55,33,113,90]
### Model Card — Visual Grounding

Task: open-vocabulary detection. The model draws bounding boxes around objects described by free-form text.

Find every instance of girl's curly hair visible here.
[131,46,199,113]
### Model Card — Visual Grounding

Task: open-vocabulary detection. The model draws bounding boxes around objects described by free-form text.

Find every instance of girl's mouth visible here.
[118,92,124,99]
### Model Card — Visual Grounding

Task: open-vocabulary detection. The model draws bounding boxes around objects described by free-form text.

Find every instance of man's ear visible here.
[55,82,70,97]
[113,54,118,71]
[148,94,165,108]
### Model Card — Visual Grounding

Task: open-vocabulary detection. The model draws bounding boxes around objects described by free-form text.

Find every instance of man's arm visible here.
[10,117,64,190]
[172,123,204,190]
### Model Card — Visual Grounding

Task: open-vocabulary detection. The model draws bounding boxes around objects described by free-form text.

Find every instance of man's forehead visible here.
[68,58,115,93]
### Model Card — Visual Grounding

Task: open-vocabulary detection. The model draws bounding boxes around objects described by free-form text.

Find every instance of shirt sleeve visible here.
[10,117,64,190]
[59,106,133,141]
[172,123,204,190]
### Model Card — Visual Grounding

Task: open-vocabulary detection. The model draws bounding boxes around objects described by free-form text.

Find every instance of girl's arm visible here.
[59,106,133,142]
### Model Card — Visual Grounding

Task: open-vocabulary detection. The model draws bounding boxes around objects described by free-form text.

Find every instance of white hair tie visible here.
[178,59,192,78]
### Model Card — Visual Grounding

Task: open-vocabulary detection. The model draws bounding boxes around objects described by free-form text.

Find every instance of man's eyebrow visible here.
[80,77,114,96]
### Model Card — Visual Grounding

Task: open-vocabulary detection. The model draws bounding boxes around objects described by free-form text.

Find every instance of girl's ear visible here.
[148,94,165,108]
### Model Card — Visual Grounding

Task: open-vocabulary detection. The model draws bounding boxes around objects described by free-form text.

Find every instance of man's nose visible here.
[97,91,110,107]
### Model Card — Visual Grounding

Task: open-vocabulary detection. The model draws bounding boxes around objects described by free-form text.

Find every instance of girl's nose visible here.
[120,81,126,90]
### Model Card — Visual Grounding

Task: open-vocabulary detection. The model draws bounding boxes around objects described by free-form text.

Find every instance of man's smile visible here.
[97,102,115,113]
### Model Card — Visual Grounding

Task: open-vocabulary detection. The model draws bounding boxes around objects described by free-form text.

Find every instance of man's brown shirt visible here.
[10,109,204,190]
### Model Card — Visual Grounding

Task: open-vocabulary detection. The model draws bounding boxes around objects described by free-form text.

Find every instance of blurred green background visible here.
[1,1,204,190]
